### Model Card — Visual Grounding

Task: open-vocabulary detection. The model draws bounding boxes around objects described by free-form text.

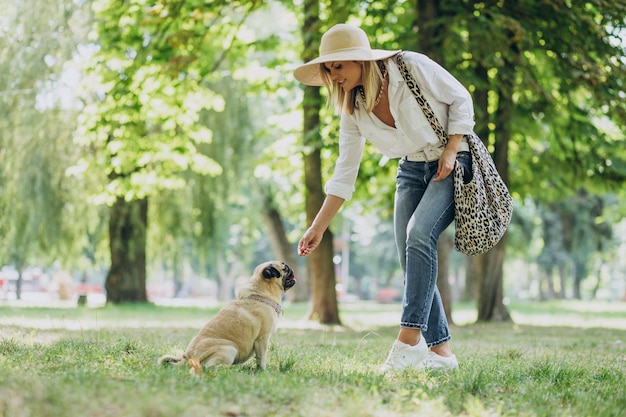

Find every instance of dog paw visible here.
[188,358,202,375]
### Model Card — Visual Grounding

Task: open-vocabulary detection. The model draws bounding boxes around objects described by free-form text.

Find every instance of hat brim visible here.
[294,49,400,86]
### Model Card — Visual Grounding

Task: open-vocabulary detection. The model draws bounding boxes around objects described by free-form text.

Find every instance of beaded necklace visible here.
[359,63,388,107]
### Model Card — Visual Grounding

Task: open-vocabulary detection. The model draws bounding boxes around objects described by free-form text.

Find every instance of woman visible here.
[294,24,474,372]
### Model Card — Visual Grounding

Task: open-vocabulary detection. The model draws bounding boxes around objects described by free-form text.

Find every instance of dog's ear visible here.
[262,265,281,279]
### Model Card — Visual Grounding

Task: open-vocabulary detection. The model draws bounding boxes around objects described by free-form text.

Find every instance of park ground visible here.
[1,298,625,417]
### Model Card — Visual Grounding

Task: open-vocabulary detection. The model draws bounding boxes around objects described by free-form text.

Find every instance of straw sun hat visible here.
[294,24,400,86]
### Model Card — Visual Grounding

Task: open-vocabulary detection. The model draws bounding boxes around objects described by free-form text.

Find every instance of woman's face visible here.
[323,61,363,92]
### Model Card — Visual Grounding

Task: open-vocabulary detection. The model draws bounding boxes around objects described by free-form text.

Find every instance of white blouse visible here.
[324,51,476,201]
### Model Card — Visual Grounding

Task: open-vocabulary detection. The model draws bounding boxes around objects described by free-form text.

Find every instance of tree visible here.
[192,76,265,300]
[298,0,342,324]
[79,0,266,303]
[466,0,626,315]
[441,0,626,320]
[557,191,613,299]
[0,0,90,297]
[105,197,148,302]
[537,207,568,300]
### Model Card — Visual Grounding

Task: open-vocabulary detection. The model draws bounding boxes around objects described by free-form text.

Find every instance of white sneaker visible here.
[379,337,428,373]
[418,352,459,370]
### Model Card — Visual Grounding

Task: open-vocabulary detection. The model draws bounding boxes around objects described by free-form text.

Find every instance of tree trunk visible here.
[300,0,340,325]
[303,146,340,325]
[173,252,183,298]
[573,259,584,299]
[590,262,602,299]
[261,190,308,302]
[15,266,23,301]
[544,267,557,300]
[463,255,477,301]
[307,227,340,324]
[416,0,442,58]
[476,235,511,321]
[558,264,567,299]
[105,197,148,303]
[216,256,239,301]
[437,231,454,324]
[475,27,518,321]
[537,268,547,301]
[77,270,88,306]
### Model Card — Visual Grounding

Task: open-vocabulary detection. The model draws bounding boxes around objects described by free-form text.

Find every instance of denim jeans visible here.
[393,152,471,347]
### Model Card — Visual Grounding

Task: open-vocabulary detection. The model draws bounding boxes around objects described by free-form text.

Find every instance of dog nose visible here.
[282,263,294,277]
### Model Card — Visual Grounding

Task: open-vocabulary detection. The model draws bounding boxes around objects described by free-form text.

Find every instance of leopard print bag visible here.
[397,53,513,255]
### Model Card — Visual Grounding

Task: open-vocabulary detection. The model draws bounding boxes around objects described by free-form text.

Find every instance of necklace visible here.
[359,64,387,107]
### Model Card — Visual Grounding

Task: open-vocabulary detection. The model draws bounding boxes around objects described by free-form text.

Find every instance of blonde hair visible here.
[320,60,387,115]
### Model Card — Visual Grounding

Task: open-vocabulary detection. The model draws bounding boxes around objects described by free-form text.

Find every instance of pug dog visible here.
[158,261,296,374]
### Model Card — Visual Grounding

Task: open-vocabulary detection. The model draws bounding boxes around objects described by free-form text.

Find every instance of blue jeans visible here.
[393,152,471,347]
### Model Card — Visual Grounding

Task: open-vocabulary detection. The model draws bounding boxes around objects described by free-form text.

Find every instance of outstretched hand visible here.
[298,227,323,256]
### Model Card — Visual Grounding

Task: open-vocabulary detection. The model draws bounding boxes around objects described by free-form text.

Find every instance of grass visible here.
[0,300,625,417]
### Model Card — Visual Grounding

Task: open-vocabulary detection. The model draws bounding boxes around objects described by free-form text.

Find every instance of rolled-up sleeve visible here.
[324,115,366,201]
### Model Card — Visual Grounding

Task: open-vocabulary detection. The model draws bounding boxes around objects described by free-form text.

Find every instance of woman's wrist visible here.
[445,134,463,153]
[308,223,325,234]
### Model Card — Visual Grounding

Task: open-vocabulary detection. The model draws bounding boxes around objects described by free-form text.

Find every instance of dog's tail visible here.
[158,354,185,366]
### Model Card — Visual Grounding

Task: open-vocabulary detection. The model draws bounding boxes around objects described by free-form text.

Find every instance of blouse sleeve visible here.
[324,114,366,201]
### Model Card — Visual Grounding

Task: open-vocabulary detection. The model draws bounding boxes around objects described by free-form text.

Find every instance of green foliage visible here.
[76,0,305,293]
[0,0,92,269]
[303,0,626,216]
[79,0,255,204]
[467,0,626,199]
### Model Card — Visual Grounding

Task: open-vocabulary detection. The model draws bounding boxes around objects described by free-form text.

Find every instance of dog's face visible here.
[236,261,296,303]
[259,261,296,292]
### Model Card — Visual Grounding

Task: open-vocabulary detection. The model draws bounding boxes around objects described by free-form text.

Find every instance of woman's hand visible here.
[298,194,345,256]
[434,148,457,182]
[434,134,463,182]
[298,227,324,256]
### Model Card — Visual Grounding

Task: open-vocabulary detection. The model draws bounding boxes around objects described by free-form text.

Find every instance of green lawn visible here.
[1,300,625,417]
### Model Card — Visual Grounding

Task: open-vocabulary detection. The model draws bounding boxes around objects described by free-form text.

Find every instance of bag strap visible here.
[396,52,448,146]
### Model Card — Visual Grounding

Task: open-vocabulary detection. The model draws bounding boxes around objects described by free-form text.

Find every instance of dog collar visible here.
[247,295,282,316]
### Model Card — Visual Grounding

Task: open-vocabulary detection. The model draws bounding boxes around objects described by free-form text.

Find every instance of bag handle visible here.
[396,52,449,146]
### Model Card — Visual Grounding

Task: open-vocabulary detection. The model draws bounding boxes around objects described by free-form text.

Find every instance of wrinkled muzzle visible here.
[282,263,296,291]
